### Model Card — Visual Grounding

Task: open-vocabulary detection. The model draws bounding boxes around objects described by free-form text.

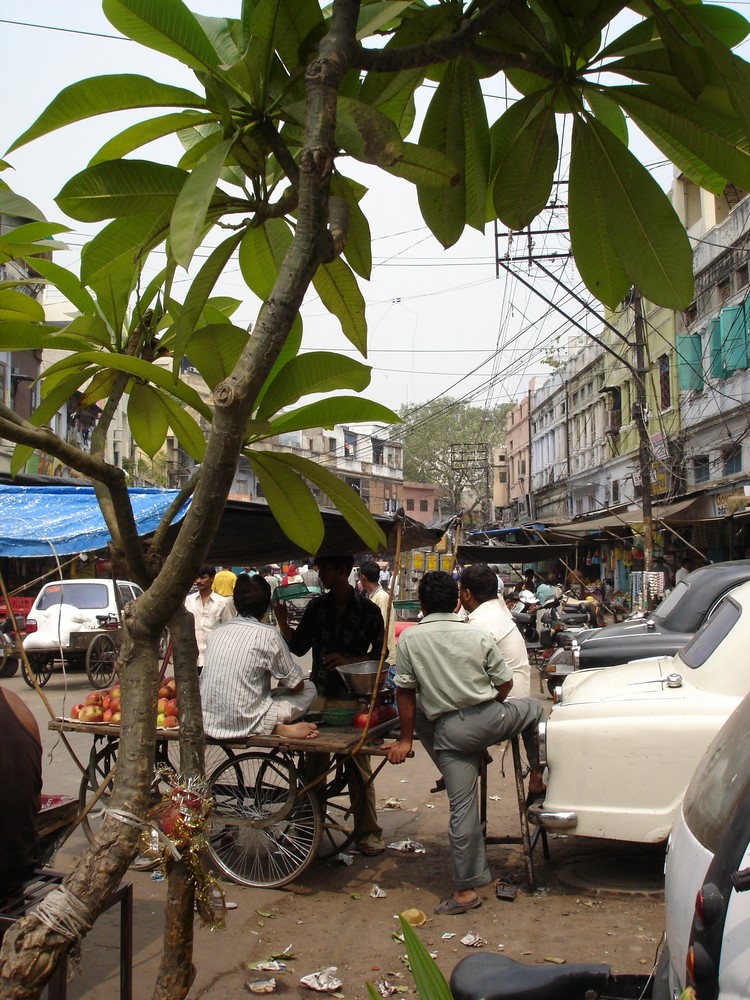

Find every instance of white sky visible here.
[3,2,749,418]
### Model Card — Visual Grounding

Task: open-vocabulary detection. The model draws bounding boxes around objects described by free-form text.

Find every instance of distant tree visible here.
[399,398,512,516]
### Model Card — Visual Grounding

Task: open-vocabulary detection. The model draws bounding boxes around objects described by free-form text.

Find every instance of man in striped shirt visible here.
[200,574,319,740]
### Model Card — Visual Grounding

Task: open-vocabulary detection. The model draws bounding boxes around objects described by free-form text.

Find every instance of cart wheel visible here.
[314,757,367,859]
[79,739,120,843]
[22,654,53,688]
[206,751,321,888]
[86,633,119,689]
[161,739,234,782]
[0,654,18,678]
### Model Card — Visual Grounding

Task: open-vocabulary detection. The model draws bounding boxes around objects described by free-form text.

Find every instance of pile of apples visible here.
[71,683,122,725]
[71,677,179,728]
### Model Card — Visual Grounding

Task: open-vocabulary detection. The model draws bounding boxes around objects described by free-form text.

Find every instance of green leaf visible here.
[10,444,34,478]
[171,137,235,267]
[2,222,70,244]
[102,0,220,71]
[81,211,171,285]
[269,452,387,552]
[249,0,324,77]
[0,322,62,351]
[385,142,460,189]
[34,368,98,427]
[0,190,46,221]
[253,314,303,416]
[570,115,693,309]
[185,323,249,390]
[9,75,206,153]
[79,369,119,408]
[238,219,294,301]
[493,103,558,230]
[330,173,372,280]
[171,228,246,375]
[57,160,187,222]
[0,289,45,323]
[153,391,207,462]
[65,314,113,348]
[256,353,372,422]
[648,5,705,99]
[398,915,453,1000]
[585,89,629,145]
[335,97,404,167]
[89,111,216,166]
[266,397,398,438]
[14,257,97,315]
[311,258,367,355]
[128,382,169,458]
[248,451,325,552]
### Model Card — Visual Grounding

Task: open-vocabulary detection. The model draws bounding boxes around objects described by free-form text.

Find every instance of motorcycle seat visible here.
[450,953,612,1000]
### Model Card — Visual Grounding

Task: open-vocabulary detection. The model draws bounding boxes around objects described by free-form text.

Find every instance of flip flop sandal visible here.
[495,878,518,902]
[434,895,482,915]
[358,844,385,857]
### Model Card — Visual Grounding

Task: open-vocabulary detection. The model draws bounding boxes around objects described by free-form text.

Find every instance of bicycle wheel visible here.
[22,654,53,688]
[314,757,367,859]
[158,627,170,661]
[79,739,120,843]
[85,633,119,689]
[206,751,321,888]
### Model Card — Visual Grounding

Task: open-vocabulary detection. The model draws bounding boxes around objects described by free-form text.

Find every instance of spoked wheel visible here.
[22,654,53,688]
[206,750,321,888]
[158,627,170,662]
[85,633,119,689]
[313,757,367,859]
[79,739,120,843]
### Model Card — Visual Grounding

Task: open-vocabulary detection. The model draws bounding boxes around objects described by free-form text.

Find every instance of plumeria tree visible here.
[2,0,750,997]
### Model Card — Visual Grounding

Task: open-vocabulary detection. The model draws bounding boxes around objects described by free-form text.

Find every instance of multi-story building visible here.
[529,371,568,523]
[505,389,532,522]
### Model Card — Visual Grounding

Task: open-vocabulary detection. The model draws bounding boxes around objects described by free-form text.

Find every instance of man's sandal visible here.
[358,844,385,857]
[495,878,518,902]
[433,895,482,915]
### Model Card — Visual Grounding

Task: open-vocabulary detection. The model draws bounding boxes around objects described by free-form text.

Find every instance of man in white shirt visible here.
[184,565,235,668]
[200,575,318,740]
[460,563,531,699]
[359,560,395,665]
[675,558,691,586]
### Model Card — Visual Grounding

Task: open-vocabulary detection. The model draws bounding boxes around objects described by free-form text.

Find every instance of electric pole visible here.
[632,291,654,585]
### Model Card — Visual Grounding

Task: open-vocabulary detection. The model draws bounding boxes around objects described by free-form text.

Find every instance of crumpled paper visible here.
[300,967,343,992]
[460,931,485,948]
[387,840,425,854]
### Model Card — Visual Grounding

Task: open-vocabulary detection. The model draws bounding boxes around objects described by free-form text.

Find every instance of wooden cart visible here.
[49,717,401,889]
[23,615,123,690]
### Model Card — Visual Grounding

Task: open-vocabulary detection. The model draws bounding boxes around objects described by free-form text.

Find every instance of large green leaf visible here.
[89,111,216,166]
[256,353,372,422]
[248,451,325,552]
[185,323,249,390]
[2,222,70,244]
[270,452,387,552]
[267,397,398,437]
[385,143,460,189]
[153,391,207,462]
[0,289,45,323]
[0,190,46,221]
[102,0,220,71]
[81,211,171,285]
[249,0,324,78]
[15,257,97,315]
[585,89,629,144]
[396,915,453,1000]
[611,84,750,193]
[64,314,113,348]
[330,173,372,280]
[569,118,630,308]
[171,137,235,267]
[253,313,303,416]
[570,115,693,309]
[128,382,169,458]
[56,160,187,222]
[335,97,404,167]
[238,219,294,300]
[194,13,244,65]
[311,258,367,355]
[0,322,62,351]
[9,76,206,153]
[493,103,558,230]
[171,228,246,375]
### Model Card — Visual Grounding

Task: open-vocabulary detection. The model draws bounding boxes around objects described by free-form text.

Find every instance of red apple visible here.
[352,711,371,729]
[158,685,170,699]
[156,713,166,727]
[109,697,121,713]
[102,708,113,723]
[101,695,111,710]
[111,711,121,725]
[71,704,84,720]
[157,697,169,714]
[110,685,121,698]
[165,699,178,718]
[85,691,103,706]
[79,705,104,723]
[162,715,179,729]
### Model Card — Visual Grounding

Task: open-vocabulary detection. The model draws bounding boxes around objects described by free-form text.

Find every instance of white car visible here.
[23,579,143,688]
[655,689,750,1000]
[529,578,750,843]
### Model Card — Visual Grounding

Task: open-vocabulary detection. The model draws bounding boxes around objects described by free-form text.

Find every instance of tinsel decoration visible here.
[143,766,226,930]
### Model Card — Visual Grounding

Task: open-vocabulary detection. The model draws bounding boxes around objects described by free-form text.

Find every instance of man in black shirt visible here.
[276,554,386,855]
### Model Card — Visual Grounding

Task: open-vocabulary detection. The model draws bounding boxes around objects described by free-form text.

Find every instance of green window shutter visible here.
[676,333,704,391]
[721,304,745,375]
[709,316,725,379]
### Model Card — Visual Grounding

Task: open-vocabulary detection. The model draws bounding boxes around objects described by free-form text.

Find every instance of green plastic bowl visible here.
[321,707,357,726]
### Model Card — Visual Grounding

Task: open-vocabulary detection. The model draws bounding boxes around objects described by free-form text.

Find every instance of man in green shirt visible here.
[388,571,544,915]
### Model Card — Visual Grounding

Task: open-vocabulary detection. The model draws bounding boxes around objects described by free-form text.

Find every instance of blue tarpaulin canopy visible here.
[0,483,190,558]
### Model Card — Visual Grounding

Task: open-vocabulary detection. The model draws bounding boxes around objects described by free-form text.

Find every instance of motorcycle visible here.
[536,599,590,696]
[450,952,653,1000]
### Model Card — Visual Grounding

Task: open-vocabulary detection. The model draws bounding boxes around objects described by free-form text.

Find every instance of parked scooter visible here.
[450,952,653,1000]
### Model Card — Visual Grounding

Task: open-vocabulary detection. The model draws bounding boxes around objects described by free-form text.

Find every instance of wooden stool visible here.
[0,871,133,999]
[479,736,548,893]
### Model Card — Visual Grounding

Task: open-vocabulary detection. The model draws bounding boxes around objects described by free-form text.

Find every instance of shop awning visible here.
[457,541,577,564]
[549,496,707,537]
